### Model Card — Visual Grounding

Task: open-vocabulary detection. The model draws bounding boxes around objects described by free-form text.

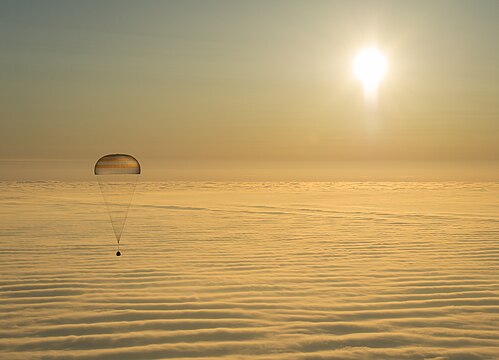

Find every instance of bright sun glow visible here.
[353,46,388,97]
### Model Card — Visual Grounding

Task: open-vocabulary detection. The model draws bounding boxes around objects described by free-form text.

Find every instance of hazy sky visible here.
[1,1,498,175]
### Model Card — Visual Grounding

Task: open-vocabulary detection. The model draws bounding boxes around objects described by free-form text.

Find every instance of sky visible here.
[0,0,498,180]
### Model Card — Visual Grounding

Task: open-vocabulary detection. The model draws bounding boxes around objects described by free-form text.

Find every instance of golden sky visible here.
[0,1,498,179]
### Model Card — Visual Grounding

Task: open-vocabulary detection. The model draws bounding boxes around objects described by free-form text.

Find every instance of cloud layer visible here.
[0,181,498,359]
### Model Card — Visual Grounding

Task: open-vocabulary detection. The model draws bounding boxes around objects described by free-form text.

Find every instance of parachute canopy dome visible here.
[94,154,141,175]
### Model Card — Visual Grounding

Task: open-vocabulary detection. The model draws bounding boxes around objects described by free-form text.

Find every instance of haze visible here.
[1,0,498,180]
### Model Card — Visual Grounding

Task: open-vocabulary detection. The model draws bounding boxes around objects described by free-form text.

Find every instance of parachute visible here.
[94,154,141,256]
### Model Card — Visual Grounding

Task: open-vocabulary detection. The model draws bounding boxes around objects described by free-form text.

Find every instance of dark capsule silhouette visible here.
[116,251,121,256]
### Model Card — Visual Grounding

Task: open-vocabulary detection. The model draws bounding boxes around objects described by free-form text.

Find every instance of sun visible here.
[353,46,388,97]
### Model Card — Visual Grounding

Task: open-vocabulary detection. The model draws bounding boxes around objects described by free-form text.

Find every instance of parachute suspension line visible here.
[97,174,138,243]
